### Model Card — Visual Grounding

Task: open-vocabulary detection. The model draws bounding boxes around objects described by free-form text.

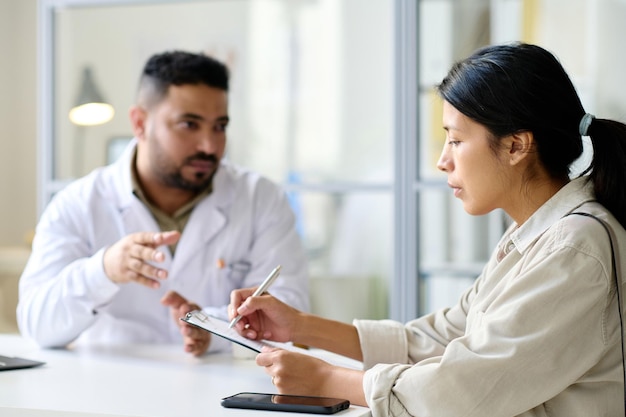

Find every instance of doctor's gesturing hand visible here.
[103,230,180,289]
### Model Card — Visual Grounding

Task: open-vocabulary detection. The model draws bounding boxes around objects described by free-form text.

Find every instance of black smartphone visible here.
[221,392,350,414]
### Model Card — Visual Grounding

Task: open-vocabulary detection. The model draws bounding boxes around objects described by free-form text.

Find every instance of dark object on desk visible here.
[221,392,350,414]
[0,355,45,371]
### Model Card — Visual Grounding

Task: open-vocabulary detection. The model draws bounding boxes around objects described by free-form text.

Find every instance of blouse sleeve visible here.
[357,243,615,417]
[354,276,477,369]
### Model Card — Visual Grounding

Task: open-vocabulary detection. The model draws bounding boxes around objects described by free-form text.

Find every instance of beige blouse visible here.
[356,177,625,416]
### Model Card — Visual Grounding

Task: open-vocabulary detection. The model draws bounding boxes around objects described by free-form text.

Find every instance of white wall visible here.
[0,0,38,247]
[0,0,37,332]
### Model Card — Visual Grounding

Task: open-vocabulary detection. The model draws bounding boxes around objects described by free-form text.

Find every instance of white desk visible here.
[0,334,371,417]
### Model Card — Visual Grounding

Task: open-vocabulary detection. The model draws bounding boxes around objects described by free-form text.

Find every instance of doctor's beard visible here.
[157,152,219,193]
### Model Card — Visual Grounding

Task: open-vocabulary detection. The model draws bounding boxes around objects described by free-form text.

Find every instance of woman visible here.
[229,43,626,416]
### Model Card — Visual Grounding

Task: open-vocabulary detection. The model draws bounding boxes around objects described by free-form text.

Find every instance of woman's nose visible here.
[436,150,449,172]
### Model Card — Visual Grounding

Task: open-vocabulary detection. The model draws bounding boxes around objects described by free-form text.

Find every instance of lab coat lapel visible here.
[171,200,227,269]
[108,139,173,263]
[112,140,162,234]
[117,187,174,263]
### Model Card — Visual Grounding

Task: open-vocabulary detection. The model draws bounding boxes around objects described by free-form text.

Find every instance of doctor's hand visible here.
[103,230,180,289]
[229,288,304,343]
[161,290,211,356]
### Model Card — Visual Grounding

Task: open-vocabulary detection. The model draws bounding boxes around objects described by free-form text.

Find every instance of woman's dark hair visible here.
[437,42,626,229]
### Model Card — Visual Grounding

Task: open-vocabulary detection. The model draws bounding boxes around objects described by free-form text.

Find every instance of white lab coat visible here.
[17,141,309,352]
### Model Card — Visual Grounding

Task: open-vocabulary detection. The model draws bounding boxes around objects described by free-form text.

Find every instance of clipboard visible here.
[0,355,45,371]
[181,310,294,353]
[181,310,362,369]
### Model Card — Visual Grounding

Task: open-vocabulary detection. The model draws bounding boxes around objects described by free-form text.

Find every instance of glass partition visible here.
[39,0,394,323]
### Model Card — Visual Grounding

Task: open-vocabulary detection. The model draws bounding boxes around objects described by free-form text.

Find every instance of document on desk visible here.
[182,310,362,369]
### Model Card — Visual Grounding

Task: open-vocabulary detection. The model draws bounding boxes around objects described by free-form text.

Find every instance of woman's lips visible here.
[448,183,461,197]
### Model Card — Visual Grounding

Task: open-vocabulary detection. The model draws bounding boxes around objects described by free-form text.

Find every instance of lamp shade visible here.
[69,66,114,126]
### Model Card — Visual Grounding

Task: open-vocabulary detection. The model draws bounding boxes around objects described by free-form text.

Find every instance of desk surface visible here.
[0,334,370,417]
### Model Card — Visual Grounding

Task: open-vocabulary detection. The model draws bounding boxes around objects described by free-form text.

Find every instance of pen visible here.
[228,265,282,329]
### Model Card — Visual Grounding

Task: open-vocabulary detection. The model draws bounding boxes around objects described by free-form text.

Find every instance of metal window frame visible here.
[392,0,420,322]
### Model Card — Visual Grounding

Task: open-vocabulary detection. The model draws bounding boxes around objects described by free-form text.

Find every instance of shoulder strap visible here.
[568,212,625,413]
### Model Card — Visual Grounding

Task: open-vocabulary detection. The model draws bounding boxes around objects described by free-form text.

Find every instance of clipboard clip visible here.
[186,310,209,322]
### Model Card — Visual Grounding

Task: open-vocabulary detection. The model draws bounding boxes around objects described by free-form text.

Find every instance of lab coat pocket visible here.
[220,260,251,290]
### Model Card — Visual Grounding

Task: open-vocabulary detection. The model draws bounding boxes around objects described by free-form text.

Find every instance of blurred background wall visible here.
[0,0,37,332]
[0,0,37,247]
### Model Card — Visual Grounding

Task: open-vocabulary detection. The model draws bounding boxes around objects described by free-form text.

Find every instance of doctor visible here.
[17,50,309,356]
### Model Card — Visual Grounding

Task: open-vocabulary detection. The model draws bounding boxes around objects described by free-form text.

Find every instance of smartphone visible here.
[221,392,350,414]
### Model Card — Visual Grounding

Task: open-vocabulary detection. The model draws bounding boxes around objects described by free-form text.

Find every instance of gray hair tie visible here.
[579,113,595,136]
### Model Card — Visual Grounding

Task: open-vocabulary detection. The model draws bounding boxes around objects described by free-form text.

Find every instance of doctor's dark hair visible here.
[136,50,229,107]
[437,42,626,229]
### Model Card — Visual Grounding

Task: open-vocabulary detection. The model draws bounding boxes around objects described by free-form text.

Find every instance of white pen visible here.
[228,265,282,329]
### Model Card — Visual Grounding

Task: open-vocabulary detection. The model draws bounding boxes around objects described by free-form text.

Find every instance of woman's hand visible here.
[256,348,333,396]
[228,288,303,343]
[257,347,368,407]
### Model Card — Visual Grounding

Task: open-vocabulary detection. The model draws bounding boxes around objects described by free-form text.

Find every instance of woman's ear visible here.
[505,131,534,166]
[128,106,147,140]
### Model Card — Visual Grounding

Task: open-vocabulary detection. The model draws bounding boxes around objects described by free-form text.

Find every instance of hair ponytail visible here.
[584,119,626,229]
